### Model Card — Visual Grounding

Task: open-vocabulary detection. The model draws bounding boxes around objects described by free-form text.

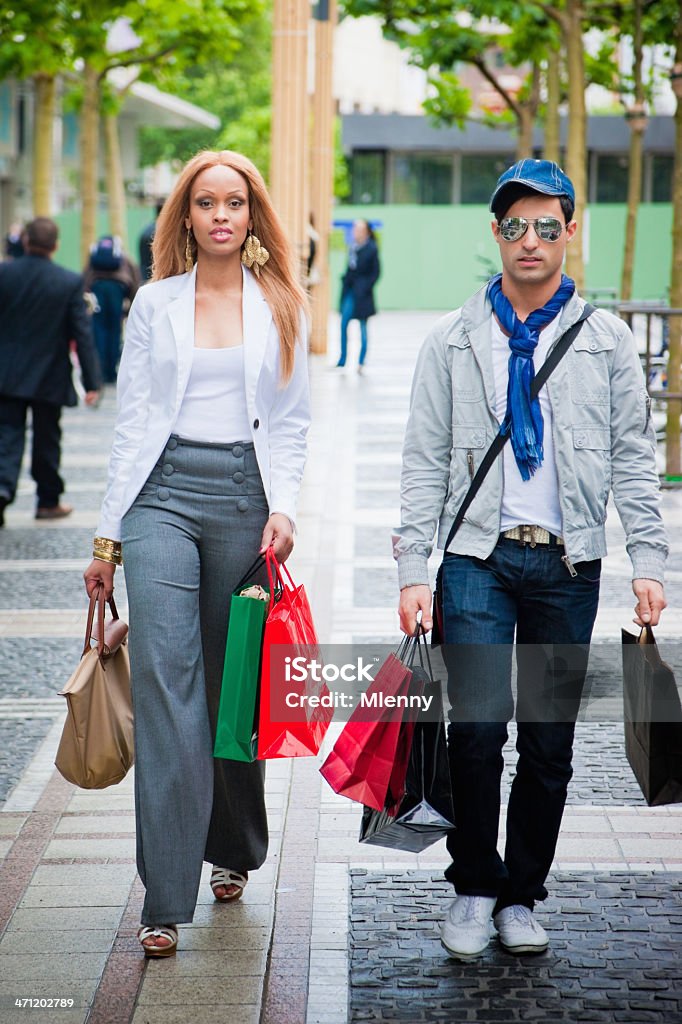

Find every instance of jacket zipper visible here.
[467,449,475,481]
[561,554,578,578]
[545,382,578,578]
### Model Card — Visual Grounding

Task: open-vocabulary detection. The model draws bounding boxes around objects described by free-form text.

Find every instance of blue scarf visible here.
[487,272,575,480]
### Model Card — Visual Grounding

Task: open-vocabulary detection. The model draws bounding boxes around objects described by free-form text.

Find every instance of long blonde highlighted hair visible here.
[152,150,307,383]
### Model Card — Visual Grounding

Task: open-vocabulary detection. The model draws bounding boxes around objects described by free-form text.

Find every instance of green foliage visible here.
[138,7,272,179]
[0,1,260,92]
[342,0,557,130]
[422,72,472,127]
[341,0,676,131]
[334,117,351,200]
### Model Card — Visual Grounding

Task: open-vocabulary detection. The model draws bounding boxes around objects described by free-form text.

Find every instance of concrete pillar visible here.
[309,0,337,354]
[271,0,309,275]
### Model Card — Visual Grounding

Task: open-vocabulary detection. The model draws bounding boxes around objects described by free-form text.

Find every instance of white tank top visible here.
[491,314,563,536]
[174,346,252,444]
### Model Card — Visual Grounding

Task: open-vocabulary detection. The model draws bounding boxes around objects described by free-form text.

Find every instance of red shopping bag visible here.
[319,636,421,812]
[257,548,332,759]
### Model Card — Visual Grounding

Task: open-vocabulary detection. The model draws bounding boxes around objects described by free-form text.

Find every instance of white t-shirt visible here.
[174,346,252,444]
[491,314,563,536]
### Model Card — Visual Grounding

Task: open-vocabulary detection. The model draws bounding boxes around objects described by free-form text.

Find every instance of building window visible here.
[461,155,511,204]
[596,154,629,203]
[62,113,79,161]
[0,84,12,148]
[350,151,386,204]
[391,153,453,204]
[651,155,673,202]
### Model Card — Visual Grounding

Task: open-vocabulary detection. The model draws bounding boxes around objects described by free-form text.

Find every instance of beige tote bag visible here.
[55,586,134,789]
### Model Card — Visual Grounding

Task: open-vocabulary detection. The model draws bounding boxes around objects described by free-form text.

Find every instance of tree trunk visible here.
[104,112,128,249]
[620,128,643,302]
[563,0,586,291]
[516,105,534,160]
[515,65,540,160]
[271,0,310,273]
[666,31,682,478]
[544,47,561,164]
[80,63,100,268]
[33,74,56,216]
[310,0,337,354]
[620,0,645,303]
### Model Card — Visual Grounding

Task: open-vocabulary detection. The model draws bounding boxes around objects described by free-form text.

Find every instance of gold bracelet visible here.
[93,549,123,566]
[93,536,122,555]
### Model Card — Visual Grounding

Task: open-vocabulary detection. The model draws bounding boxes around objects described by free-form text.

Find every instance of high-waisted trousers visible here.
[121,435,270,925]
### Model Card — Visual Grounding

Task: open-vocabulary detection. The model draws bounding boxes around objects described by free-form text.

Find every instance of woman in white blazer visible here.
[83,150,311,957]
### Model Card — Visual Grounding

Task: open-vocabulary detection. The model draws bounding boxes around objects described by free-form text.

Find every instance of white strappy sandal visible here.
[210,867,248,902]
[137,924,178,958]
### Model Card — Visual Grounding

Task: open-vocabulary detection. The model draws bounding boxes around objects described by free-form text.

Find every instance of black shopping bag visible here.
[359,673,455,852]
[622,626,682,806]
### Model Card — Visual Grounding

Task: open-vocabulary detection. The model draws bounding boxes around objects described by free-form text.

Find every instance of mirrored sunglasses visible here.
[499,216,565,243]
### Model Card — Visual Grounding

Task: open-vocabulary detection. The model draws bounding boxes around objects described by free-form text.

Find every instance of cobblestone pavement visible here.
[0,311,680,1024]
[349,870,682,1023]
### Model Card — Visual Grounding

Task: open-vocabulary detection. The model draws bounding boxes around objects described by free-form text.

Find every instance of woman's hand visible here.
[260,513,294,563]
[83,559,117,601]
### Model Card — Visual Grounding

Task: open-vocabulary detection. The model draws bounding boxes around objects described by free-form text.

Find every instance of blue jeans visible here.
[338,292,368,366]
[441,537,601,911]
[91,278,127,383]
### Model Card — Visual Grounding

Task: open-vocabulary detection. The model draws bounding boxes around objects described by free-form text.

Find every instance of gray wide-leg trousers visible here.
[121,435,270,925]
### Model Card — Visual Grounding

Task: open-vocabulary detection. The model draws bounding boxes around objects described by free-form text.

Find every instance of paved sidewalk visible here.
[0,311,680,1024]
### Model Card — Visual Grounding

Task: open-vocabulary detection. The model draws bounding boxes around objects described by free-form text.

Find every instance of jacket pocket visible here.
[449,426,488,516]
[572,426,611,520]
[572,427,610,451]
[569,333,614,406]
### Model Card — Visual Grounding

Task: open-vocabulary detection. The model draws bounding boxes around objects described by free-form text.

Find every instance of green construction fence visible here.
[54,203,672,310]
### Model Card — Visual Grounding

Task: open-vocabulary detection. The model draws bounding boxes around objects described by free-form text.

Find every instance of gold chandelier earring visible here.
[241,231,269,277]
[184,228,194,273]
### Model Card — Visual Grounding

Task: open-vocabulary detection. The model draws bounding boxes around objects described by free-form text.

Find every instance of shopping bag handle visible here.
[83,585,121,659]
[264,545,289,602]
[638,624,655,645]
[397,623,425,666]
[233,552,266,594]
[415,628,434,680]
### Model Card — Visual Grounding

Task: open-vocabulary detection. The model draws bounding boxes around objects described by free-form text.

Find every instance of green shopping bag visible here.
[214,555,269,762]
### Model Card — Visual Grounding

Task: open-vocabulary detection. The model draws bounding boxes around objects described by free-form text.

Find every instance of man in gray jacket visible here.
[394,160,667,959]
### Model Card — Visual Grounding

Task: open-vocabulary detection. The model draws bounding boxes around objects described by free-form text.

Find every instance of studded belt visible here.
[501,525,564,548]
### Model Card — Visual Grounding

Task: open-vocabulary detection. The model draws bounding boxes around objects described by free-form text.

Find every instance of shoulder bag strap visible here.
[440,303,595,554]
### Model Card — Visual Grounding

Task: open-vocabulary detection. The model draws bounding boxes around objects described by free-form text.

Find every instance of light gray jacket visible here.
[393,284,668,588]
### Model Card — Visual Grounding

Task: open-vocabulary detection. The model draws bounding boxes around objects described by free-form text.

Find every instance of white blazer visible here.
[96,265,311,540]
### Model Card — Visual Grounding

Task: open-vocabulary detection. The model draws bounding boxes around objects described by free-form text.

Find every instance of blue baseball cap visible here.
[489,159,575,214]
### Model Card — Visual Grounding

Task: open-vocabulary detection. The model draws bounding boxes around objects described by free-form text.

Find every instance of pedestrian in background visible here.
[4,221,25,260]
[83,236,140,384]
[337,218,380,371]
[305,212,320,293]
[0,217,101,527]
[83,149,310,959]
[394,160,667,960]
[138,199,164,281]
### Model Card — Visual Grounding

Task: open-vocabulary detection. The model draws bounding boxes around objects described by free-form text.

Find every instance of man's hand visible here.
[399,584,433,635]
[632,578,666,627]
[84,390,101,407]
[260,513,294,563]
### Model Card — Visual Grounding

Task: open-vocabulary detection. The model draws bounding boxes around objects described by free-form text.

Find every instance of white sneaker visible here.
[440,895,497,960]
[494,905,549,954]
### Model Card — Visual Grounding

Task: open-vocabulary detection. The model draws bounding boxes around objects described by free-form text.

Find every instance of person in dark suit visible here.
[138,199,164,281]
[337,219,381,371]
[0,217,102,526]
